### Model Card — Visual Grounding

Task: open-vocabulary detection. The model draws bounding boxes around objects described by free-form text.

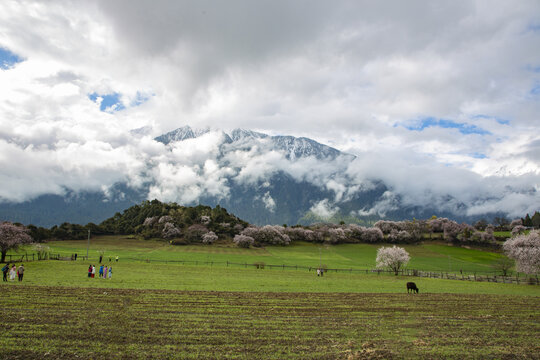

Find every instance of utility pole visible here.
[87,229,90,260]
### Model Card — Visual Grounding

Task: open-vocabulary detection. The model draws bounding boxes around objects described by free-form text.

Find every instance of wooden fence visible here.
[3,253,64,262]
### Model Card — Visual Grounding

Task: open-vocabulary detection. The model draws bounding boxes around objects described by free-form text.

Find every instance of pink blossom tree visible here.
[503,231,540,275]
[234,234,254,248]
[511,225,526,237]
[202,231,218,244]
[376,245,410,275]
[0,222,33,263]
[162,222,181,239]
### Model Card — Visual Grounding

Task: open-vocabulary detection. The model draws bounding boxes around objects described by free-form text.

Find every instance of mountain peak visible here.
[230,128,269,142]
[154,125,209,144]
[154,125,353,161]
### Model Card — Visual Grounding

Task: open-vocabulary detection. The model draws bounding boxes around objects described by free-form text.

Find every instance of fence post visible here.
[227,261,229,267]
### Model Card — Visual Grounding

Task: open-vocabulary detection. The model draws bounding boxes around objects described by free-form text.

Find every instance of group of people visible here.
[316,268,325,276]
[2,263,24,282]
[87,264,112,279]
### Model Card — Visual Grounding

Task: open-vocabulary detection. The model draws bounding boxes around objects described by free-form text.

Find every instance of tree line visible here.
[7,201,540,248]
[1,200,539,255]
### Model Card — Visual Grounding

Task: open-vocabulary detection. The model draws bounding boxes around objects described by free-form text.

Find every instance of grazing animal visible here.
[406,282,419,294]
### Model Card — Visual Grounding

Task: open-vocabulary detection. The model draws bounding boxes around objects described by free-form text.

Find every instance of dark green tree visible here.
[532,211,540,229]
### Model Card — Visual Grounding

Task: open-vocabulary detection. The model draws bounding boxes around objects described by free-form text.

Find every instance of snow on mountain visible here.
[155,125,354,161]
[154,125,210,144]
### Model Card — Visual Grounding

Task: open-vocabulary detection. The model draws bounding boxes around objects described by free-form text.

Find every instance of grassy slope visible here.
[11,236,511,275]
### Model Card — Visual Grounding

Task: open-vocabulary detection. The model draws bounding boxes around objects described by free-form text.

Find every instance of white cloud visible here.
[0,0,538,219]
[261,192,276,213]
[310,199,339,220]
[356,191,400,218]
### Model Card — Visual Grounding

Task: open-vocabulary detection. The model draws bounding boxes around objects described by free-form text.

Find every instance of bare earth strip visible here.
[0,285,539,359]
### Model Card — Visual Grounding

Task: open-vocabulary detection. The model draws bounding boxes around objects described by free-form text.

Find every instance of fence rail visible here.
[3,253,65,262]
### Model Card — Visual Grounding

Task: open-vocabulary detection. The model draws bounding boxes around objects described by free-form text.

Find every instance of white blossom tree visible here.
[503,231,540,275]
[162,222,181,239]
[376,245,410,275]
[0,222,33,263]
[233,234,254,248]
[202,231,218,244]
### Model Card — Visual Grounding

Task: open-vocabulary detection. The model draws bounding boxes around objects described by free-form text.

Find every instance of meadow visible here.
[13,235,513,274]
[1,236,539,359]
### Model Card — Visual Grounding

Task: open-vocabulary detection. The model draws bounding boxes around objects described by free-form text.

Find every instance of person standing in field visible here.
[99,265,104,278]
[17,264,24,281]
[108,267,112,279]
[88,265,92,278]
[115,256,119,262]
[2,263,9,282]
[9,264,16,281]
[104,266,108,279]
[91,265,96,278]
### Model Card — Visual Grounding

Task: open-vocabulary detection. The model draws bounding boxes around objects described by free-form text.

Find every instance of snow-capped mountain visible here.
[154,125,211,143]
[156,126,355,161]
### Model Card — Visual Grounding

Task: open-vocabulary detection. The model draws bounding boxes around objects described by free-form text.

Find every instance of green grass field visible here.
[2,236,539,359]
[9,235,513,275]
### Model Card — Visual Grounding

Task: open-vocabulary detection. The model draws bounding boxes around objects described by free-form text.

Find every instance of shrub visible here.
[143,216,158,227]
[511,225,526,237]
[158,215,173,224]
[202,231,218,244]
[200,216,211,225]
[234,234,254,248]
[185,224,209,242]
[162,222,181,239]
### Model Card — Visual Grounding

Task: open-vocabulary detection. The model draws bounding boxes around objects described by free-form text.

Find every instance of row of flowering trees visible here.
[139,216,513,247]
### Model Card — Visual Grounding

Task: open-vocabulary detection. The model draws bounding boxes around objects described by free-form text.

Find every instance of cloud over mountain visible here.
[0,1,539,225]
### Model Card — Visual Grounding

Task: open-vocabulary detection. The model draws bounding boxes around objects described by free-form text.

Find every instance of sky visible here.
[0,0,539,218]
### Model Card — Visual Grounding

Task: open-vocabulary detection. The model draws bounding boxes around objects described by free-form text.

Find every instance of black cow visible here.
[406,282,419,294]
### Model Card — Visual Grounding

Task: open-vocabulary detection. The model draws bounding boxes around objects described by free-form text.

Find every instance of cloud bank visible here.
[0,0,539,219]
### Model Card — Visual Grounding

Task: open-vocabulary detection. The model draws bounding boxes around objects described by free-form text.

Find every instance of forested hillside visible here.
[27,200,248,243]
